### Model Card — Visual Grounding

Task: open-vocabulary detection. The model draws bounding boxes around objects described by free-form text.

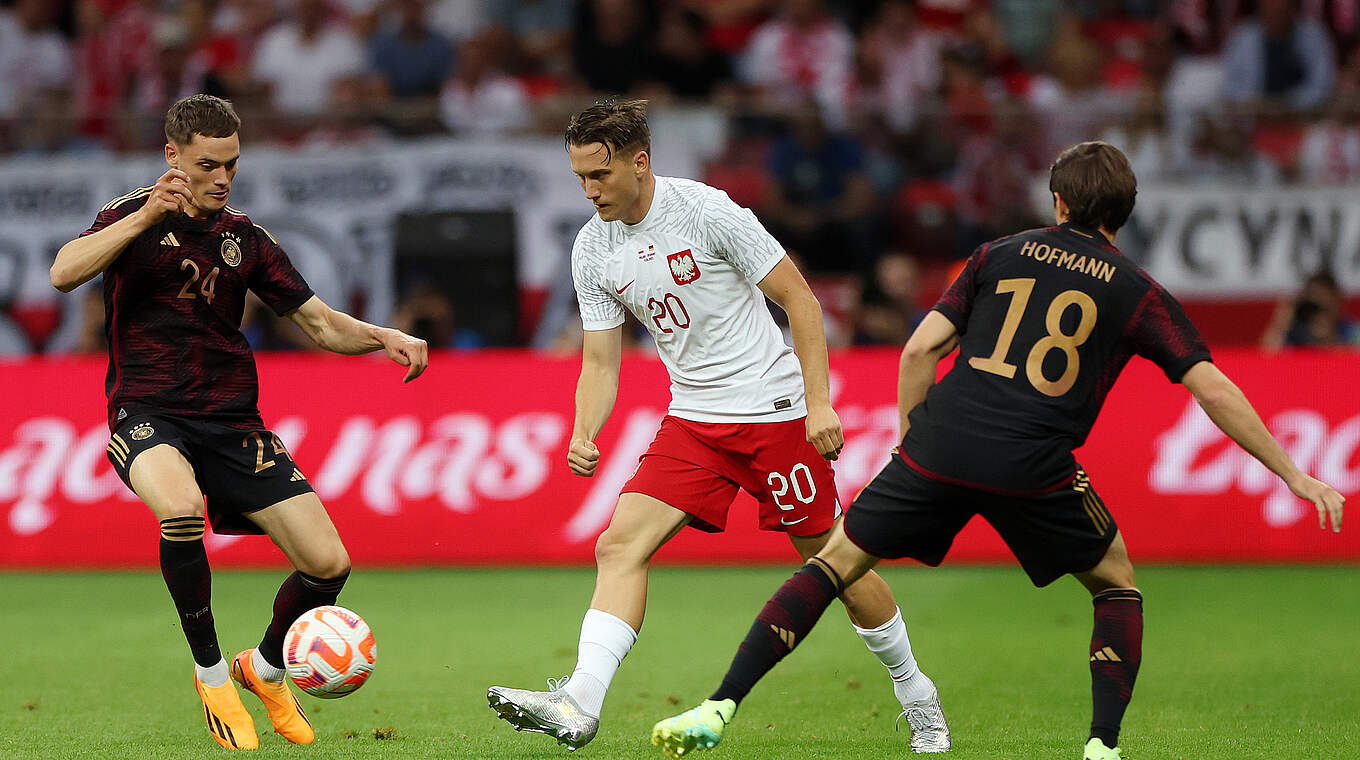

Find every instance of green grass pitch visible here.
[2,566,1356,759]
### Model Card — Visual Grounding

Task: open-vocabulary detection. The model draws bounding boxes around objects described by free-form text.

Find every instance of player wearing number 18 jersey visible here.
[51,95,428,751]
[488,99,948,753]
[653,141,1345,760]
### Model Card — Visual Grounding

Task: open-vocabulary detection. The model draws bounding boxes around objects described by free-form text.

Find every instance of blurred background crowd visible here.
[1,0,1358,356]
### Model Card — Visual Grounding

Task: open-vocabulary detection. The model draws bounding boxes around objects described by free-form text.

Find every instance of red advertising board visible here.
[1,349,1356,568]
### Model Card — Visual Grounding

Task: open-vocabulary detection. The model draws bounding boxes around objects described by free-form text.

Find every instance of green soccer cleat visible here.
[1084,737,1123,759]
[651,699,737,758]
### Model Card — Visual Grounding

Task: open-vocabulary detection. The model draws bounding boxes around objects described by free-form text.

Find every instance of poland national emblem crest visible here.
[667,250,700,286]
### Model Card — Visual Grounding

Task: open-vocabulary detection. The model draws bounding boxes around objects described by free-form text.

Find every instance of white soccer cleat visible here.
[895,680,951,753]
[487,677,599,751]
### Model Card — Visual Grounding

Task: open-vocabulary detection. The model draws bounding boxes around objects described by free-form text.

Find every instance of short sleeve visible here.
[571,229,625,331]
[931,244,987,333]
[81,192,146,237]
[248,224,314,316]
[1126,281,1213,383]
[701,188,785,284]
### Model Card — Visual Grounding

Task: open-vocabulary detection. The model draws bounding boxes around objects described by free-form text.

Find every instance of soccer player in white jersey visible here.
[486,99,950,753]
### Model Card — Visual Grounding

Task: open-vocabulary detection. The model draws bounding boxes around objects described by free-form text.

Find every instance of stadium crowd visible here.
[2,0,1358,354]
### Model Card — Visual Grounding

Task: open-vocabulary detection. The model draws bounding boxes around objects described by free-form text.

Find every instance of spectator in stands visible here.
[250,0,368,117]
[1222,0,1335,113]
[1298,49,1360,182]
[1181,112,1281,181]
[953,97,1046,251]
[857,0,946,134]
[740,0,855,125]
[0,0,74,148]
[485,0,572,75]
[1261,269,1360,350]
[370,0,454,99]
[1028,21,1130,157]
[762,102,878,272]
[572,0,657,94]
[852,251,927,346]
[212,0,278,64]
[439,33,530,135]
[639,8,735,100]
[992,0,1065,69]
[682,0,775,56]
[429,0,487,45]
[1100,84,1178,181]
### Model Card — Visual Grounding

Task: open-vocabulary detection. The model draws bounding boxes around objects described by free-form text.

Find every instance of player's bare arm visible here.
[897,311,959,438]
[1181,361,1344,531]
[50,169,194,292]
[286,295,429,382]
[568,326,623,477]
[758,256,843,460]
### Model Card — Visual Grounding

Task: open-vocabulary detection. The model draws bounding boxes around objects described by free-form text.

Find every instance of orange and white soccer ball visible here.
[283,606,377,698]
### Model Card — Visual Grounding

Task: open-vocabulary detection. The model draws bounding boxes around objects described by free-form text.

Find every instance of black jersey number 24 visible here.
[968,277,1097,397]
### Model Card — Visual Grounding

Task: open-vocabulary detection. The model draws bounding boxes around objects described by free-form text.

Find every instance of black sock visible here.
[258,570,349,669]
[158,517,221,668]
[1089,588,1143,748]
[711,560,842,705]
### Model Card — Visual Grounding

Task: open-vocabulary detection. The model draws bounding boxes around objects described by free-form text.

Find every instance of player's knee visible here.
[594,526,648,569]
[300,547,350,580]
[155,499,203,523]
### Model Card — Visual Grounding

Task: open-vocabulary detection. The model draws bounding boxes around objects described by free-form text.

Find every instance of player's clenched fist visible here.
[567,438,600,477]
[137,169,195,224]
[805,404,844,461]
[380,329,429,382]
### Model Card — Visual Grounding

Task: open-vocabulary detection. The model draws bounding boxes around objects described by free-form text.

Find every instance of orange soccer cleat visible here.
[194,672,259,750]
[231,650,315,745]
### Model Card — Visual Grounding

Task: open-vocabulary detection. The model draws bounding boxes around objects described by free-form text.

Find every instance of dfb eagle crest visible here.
[667,250,700,285]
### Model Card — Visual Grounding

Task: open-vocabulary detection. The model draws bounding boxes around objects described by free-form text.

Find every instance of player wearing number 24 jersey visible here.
[51,95,427,752]
[488,99,948,754]
[652,141,1346,760]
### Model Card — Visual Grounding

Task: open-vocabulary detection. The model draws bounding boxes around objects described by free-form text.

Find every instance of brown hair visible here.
[164,94,240,145]
[1048,141,1137,233]
[564,98,650,162]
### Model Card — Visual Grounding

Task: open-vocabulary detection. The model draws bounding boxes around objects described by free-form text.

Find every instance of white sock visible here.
[562,609,637,718]
[854,606,935,704]
[252,648,286,683]
[196,658,229,688]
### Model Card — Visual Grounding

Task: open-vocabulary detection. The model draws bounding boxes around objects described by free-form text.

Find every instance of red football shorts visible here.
[620,415,841,537]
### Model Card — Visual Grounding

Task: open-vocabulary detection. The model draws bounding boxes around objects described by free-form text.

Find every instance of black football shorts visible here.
[844,452,1118,587]
[106,414,315,535]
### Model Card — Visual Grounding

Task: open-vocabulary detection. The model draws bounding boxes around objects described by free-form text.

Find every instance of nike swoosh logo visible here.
[780,516,809,526]
[615,280,635,294]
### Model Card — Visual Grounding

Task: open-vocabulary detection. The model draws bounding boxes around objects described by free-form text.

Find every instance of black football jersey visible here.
[83,187,314,431]
[901,222,1212,494]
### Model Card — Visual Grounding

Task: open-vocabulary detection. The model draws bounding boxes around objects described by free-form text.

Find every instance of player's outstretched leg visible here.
[651,556,846,757]
[1076,533,1142,760]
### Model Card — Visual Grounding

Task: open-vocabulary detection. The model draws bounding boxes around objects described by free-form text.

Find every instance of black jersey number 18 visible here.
[968,277,1098,397]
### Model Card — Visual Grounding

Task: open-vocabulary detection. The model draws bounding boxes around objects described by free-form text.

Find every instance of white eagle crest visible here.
[670,254,696,281]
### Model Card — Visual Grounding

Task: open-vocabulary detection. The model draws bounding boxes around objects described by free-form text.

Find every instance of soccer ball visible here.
[283,605,377,698]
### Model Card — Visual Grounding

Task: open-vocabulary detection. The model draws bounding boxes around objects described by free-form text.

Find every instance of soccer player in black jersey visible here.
[50,95,428,751]
[652,142,1347,760]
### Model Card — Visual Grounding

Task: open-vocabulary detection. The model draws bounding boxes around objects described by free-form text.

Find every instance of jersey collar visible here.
[621,176,667,235]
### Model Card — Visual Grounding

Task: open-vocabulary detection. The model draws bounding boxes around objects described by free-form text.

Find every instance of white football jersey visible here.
[572,176,807,423]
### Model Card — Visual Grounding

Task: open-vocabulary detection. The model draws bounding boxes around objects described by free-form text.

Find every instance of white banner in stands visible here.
[1099,185,1360,297]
